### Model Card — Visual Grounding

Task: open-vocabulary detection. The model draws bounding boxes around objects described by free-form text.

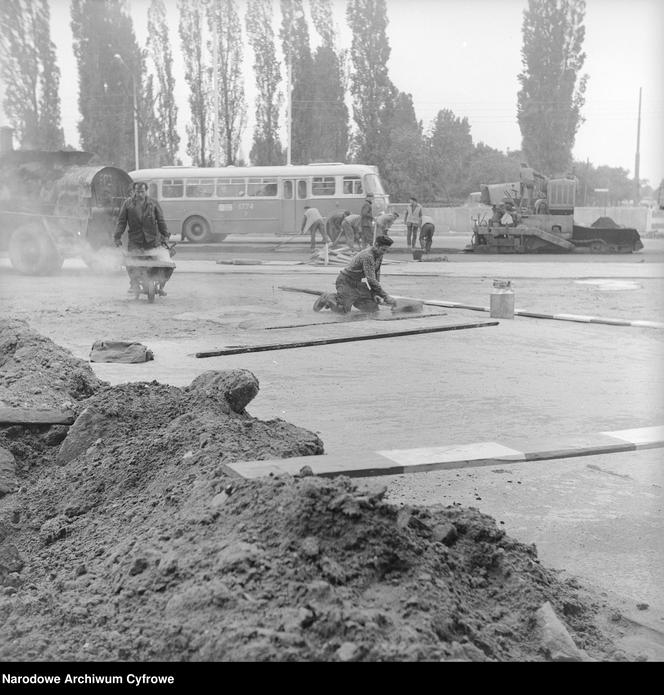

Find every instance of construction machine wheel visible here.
[589,240,608,253]
[9,223,64,275]
[182,215,212,243]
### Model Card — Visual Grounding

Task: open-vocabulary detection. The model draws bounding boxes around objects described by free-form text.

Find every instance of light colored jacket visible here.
[404,203,422,228]
[301,207,323,233]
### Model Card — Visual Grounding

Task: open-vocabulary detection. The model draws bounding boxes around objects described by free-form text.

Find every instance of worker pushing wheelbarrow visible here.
[122,242,176,302]
[114,181,176,302]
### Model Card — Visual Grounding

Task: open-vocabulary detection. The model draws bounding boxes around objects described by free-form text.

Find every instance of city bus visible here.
[129,163,390,243]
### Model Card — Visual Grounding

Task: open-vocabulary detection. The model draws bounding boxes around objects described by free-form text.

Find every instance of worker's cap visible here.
[375,235,394,247]
[344,210,351,215]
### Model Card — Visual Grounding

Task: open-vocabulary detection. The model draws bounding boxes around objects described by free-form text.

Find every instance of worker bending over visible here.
[301,206,330,252]
[313,235,397,314]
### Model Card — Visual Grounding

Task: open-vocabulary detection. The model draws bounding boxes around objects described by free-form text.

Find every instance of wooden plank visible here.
[0,407,75,426]
[195,320,498,358]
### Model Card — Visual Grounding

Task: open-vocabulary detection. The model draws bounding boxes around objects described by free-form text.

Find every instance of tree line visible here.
[0,0,658,203]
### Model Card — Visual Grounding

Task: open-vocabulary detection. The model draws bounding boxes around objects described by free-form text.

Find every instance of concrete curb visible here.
[224,425,664,480]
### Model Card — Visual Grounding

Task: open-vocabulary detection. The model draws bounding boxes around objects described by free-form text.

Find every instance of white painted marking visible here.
[575,279,640,291]
[377,442,525,466]
[602,426,664,446]
[630,321,664,328]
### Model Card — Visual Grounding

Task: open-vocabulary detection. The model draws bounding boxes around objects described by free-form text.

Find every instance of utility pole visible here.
[634,87,642,204]
[212,13,221,166]
[286,56,292,166]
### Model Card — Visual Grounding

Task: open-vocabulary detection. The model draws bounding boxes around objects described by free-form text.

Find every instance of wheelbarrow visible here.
[123,242,176,302]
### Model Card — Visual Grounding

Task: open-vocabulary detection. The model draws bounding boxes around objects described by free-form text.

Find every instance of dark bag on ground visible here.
[89,340,154,363]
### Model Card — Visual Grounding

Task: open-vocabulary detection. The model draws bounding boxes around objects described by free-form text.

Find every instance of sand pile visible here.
[0,319,639,661]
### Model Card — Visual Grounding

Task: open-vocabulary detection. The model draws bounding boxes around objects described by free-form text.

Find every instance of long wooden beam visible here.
[195,320,498,358]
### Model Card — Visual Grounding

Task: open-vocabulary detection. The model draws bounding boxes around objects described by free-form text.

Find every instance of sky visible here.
[9,0,664,188]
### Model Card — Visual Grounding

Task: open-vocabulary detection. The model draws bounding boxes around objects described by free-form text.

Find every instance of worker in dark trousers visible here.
[312,235,397,314]
[419,215,435,254]
[359,193,374,248]
[326,209,351,245]
[404,196,423,248]
[301,206,330,252]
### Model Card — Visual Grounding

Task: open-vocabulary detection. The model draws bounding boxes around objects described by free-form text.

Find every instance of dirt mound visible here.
[590,216,621,229]
[0,318,107,478]
[0,321,641,661]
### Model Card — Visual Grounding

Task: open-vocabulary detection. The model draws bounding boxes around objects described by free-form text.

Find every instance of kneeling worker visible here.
[313,235,397,314]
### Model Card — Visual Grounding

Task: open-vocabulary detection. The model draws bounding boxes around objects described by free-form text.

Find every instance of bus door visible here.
[281,179,308,234]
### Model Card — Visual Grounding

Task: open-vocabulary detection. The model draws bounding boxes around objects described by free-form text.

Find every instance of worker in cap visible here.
[326,209,352,246]
[313,235,397,313]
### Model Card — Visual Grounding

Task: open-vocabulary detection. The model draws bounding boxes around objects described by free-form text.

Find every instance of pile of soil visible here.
[0,319,641,661]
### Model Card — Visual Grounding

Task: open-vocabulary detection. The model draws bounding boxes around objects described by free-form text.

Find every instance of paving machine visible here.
[465,177,643,254]
[0,130,132,274]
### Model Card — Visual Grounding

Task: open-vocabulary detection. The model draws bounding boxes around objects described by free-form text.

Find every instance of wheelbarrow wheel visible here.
[147,279,156,303]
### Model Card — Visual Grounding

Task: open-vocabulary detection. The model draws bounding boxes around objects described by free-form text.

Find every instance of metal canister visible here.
[490,279,515,319]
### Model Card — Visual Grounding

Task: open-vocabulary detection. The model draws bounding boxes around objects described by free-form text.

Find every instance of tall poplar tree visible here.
[147,0,179,164]
[310,0,348,162]
[346,0,396,168]
[245,0,284,165]
[208,0,246,165]
[280,0,314,164]
[426,109,474,201]
[71,0,150,169]
[0,0,63,149]
[517,0,588,175]
[381,92,423,202]
[178,0,210,166]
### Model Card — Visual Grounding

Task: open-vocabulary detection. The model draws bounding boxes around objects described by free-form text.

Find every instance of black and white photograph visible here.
[0,0,662,669]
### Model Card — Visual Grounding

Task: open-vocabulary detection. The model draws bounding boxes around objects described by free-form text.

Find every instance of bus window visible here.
[363,174,385,195]
[185,178,214,198]
[148,182,158,199]
[283,180,293,199]
[297,179,307,199]
[342,176,363,195]
[217,178,246,197]
[248,177,278,197]
[312,176,336,196]
[162,179,184,198]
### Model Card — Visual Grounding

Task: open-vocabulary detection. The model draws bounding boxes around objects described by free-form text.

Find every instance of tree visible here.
[280,0,314,164]
[381,92,423,202]
[309,0,349,162]
[178,0,210,166]
[147,0,179,165]
[246,0,284,165]
[0,0,63,149]
[425,109,475,202]
[517,0,588,176]
[208,0,246,166]
[346,0,397,169]
[71,0,151,169]
[468,143,521,192]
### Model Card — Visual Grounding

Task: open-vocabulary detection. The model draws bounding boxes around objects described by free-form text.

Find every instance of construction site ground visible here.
[0,235,662,662]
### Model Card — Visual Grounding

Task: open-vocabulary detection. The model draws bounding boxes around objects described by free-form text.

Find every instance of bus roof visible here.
[129,164,381,179]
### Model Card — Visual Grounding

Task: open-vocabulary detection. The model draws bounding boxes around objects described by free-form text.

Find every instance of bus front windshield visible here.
[363,174,385,195]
